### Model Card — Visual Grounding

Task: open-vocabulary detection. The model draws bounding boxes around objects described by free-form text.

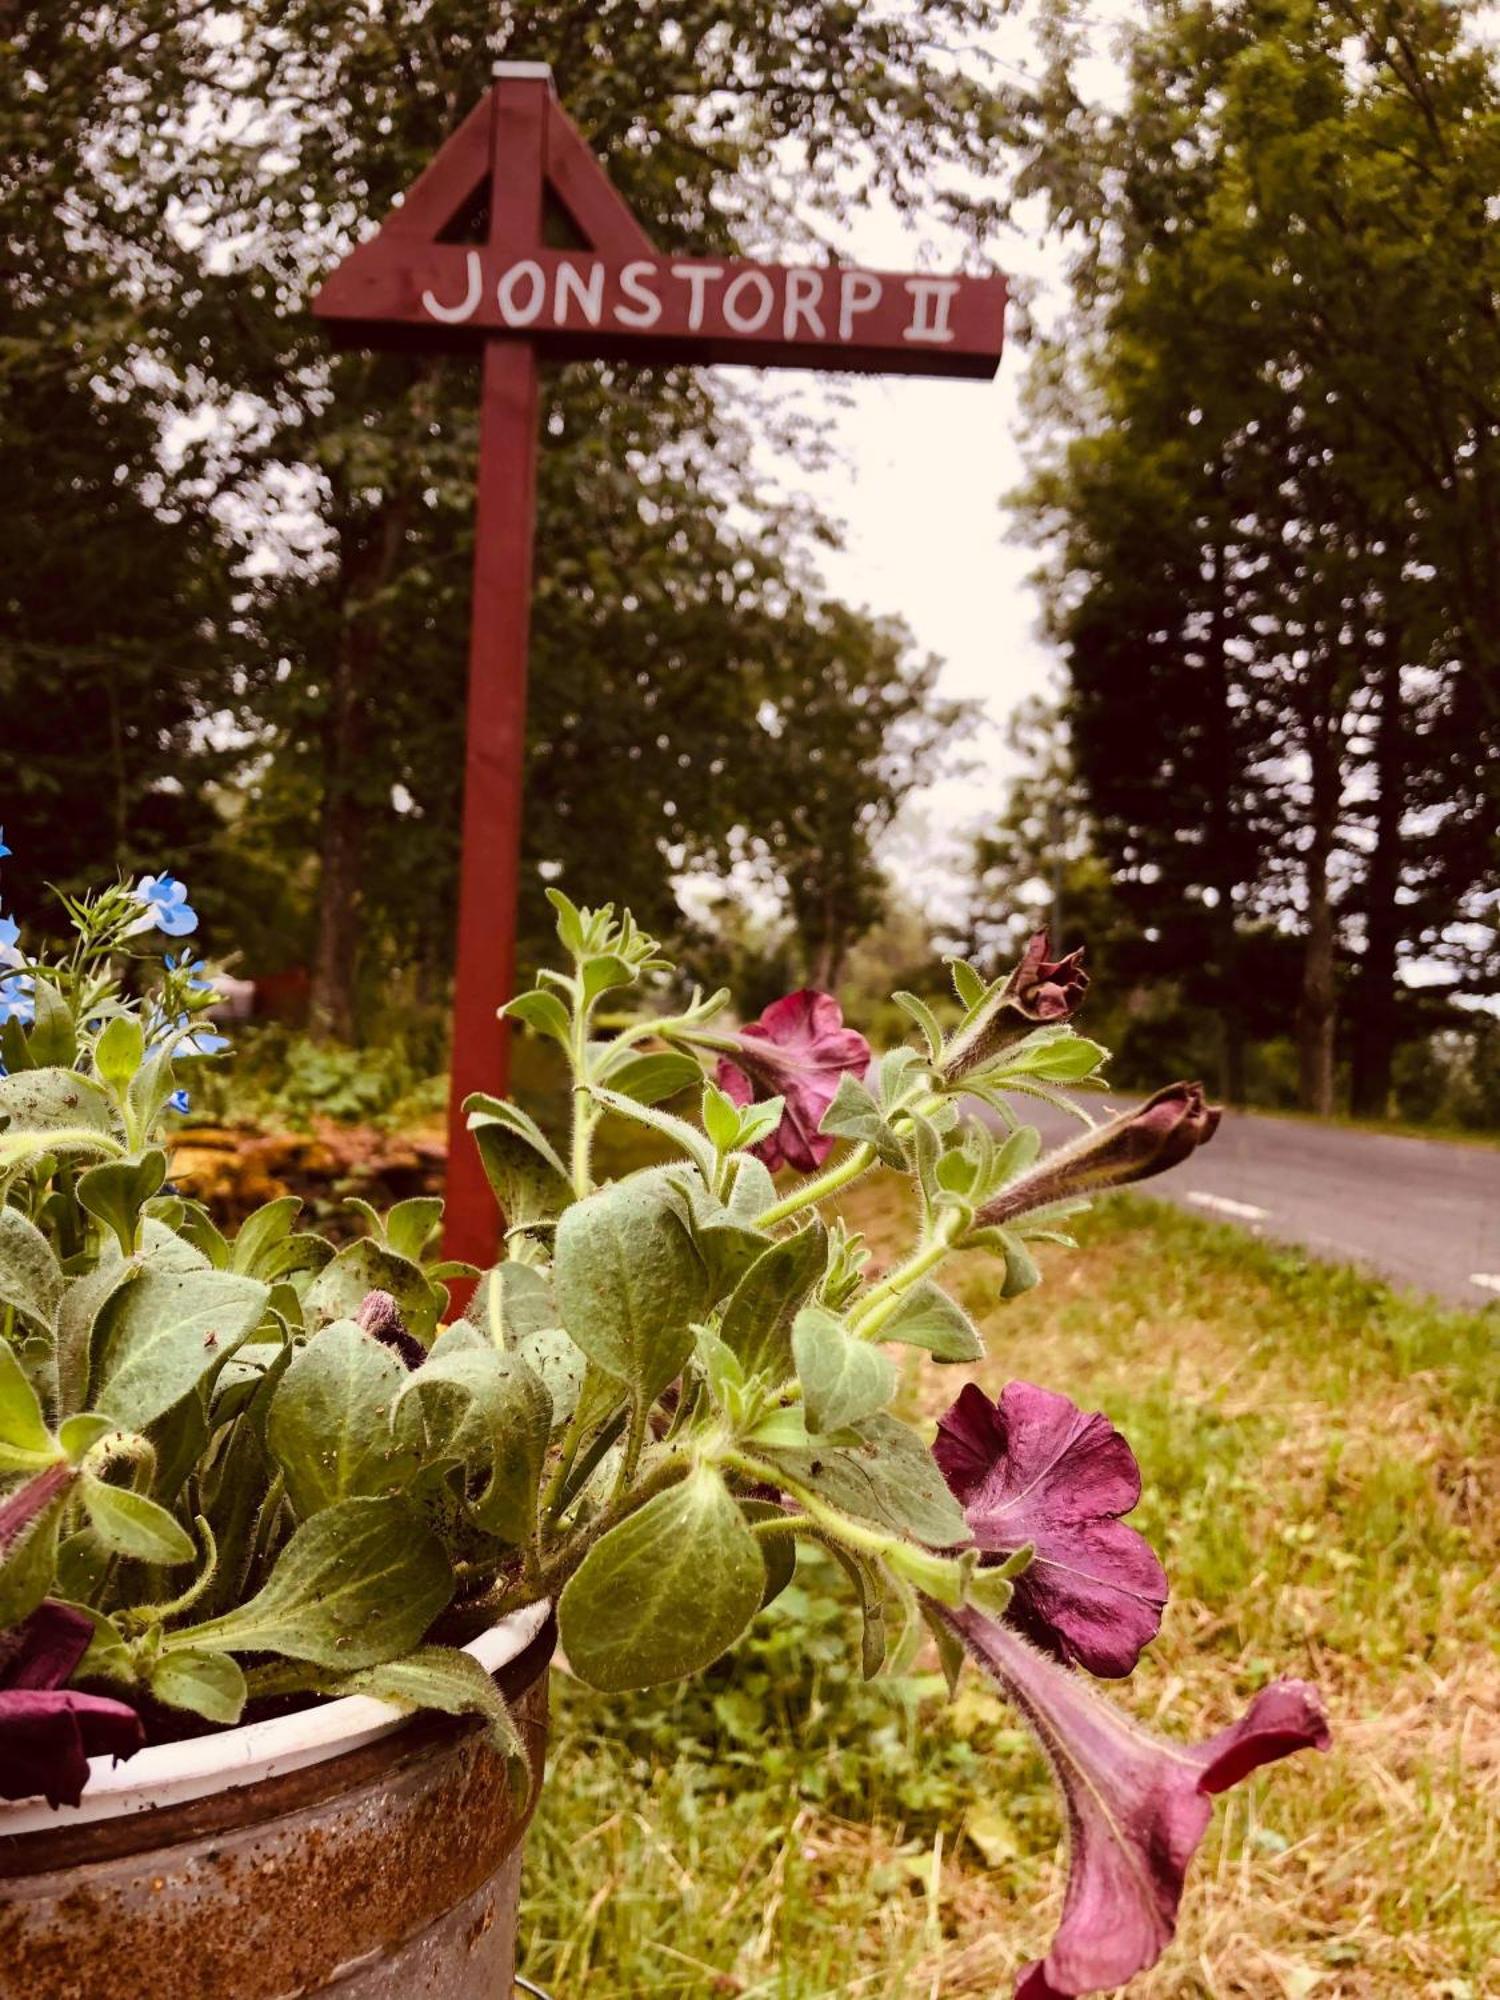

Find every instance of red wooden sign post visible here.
[313,63,1007,1275]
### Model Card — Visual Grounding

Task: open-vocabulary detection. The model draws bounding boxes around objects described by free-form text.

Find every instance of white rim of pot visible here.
[0,1600,551,1838]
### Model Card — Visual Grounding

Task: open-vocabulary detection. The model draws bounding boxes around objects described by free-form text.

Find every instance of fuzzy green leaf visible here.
[81,1476,196,1565]
[792,1306,897,1435]
[394,1332,551,1544]
[305,1238,440,1344]
[553,1171,705,1403]
[0,1206,64,1332]
[149,1647,247,1725]
[266,1320,419,1518]
[719,1223,828,1383]
[93,1264,269,1433]
[172,1495,452,1670]
[880,1279,983,1362]
[0,1339,59,1473]
[78,1150,168,1258]
[558,1466,765,1692]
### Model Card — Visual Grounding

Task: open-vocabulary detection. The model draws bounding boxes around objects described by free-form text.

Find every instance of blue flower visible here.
[128,873,198,938]
[168,1089,191,1115]
[0,828,10,860]
[164,953,213,992]
[0,914,19,969]
[0,974,35,1028]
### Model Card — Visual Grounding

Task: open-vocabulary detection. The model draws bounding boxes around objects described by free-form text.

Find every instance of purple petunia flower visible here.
[939,1605,1330,1997]
[934,1381,1167,1678]
[127,872,198,938]
[943,932,1090,1084]
[716,990,873,1174]
[0,1601,144,1808]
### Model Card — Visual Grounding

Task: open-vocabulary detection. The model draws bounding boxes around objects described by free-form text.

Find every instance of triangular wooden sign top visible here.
[314,67,1005,381]
[314,77,654,326]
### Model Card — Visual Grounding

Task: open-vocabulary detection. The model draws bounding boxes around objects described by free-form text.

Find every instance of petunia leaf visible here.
[792,1305,897,1436]
[553,1170,705,1404]
[169,1495,453,1670]
[558,1466,765,1692]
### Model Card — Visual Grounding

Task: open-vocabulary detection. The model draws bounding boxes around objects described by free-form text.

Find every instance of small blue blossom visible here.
[0,827,10,860]
[168,1089,191,1115]
[128,873,199,938]
[0,973,35,1027]
[0,914,19,969]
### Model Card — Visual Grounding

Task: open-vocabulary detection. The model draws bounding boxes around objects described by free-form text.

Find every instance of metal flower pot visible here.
[0,1606,552,1999]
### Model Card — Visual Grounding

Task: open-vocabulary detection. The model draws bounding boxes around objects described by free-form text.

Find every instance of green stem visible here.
[753,1142,877,1230]
[610,1395,649,1508]
[847,1215,962,1341]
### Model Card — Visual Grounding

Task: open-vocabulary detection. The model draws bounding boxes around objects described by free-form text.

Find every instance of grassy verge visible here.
[517,1187,1498,2000]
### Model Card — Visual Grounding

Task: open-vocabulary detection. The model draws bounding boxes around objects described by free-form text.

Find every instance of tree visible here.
[0,3,232,920]
[1011,0,1500,1114]
[9,0,1012,1034]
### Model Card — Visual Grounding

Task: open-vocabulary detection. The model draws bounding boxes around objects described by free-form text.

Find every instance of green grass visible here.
[517,1191,1499,1999]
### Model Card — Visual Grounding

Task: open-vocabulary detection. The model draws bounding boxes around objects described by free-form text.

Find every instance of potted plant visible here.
[0,850,1329,1998]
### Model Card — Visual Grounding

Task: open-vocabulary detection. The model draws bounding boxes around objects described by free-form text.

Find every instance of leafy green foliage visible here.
[1,871,1155,1795]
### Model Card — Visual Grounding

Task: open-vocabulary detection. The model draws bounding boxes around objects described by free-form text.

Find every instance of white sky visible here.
[726,6,1135,925]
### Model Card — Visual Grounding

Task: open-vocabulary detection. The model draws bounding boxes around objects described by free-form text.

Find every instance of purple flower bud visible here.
[716,990,873,1174]
[976,1081,1221,1228]
[0,1460,76,1560]
[355,1287,426,1369]
[934,1382,1166,1677]
[942,933,1089,1084]
[938,1605,1329,1997]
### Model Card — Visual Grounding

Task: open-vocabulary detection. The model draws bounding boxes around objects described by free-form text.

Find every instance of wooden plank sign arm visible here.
[311,63,1008,1280]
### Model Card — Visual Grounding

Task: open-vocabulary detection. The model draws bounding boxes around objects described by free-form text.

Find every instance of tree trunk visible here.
[1297,686,1340,1117]
[1204,509,1246,1103]
[1350,640,1404,1118]
[309,501,408,1042]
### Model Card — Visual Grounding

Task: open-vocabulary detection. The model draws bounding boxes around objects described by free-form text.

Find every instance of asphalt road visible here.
[1022,1097,1500,1308]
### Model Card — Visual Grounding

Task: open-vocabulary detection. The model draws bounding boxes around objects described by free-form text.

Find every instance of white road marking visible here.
[1185,1190,1270,1223]
[1469,1273,1500,1295]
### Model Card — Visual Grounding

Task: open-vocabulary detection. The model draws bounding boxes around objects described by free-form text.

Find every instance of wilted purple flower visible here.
[716,990,873,1174]
[940,1605,1329,1998]
[976,1082,1221,1228]
[934,1382,1167,1678]
[943,933,1090,1085]
[0,1601,144,1808]
[127,872,198,938]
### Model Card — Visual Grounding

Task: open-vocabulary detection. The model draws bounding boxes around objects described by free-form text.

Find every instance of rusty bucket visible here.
[0,1607,552,1999]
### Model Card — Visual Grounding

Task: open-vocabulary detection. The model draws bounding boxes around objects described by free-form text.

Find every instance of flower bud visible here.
[942,933,1089,1085]
[356,1287,427,1370]
[975,1081,1221,1227]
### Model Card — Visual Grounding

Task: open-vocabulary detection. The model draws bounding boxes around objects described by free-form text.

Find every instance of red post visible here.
[441,72,550,1276]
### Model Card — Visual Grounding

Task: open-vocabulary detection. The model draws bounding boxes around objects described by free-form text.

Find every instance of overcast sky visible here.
[731,7,1133,926]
